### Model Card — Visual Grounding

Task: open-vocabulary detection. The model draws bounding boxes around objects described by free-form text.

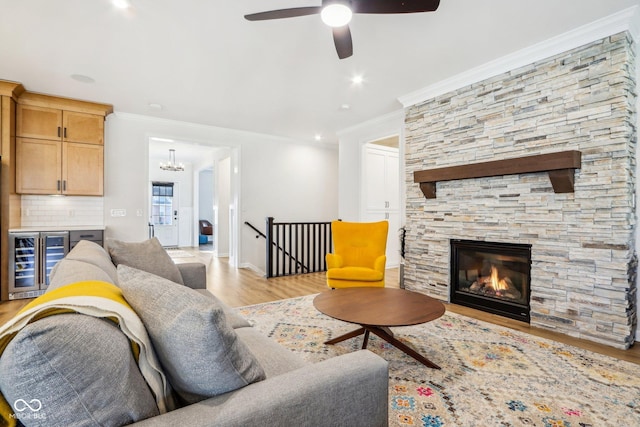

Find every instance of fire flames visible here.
[489,265,509,292]
[468,264,522,301]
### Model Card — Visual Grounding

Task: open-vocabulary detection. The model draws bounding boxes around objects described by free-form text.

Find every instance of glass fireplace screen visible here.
[450,239,531,321]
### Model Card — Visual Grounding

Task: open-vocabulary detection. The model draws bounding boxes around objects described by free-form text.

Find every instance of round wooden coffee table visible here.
[313,288,446,369]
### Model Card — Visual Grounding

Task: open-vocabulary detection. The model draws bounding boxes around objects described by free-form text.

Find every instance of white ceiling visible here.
[149,138,218,165]
[0,0,638,144]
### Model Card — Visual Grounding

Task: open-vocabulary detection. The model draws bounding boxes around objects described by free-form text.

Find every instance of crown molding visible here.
[398,6,640,108]
[337,109,404,139]
[0,80,25,99]
[112,111,336,149]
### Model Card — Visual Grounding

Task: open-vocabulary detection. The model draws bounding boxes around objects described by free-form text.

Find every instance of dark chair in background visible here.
[199,220,213,244]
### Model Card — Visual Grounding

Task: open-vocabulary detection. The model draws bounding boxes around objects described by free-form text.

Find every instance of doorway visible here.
[151,181,179,247]
[361,136,401,267]
[148,137,241,266]
[198,168,215,251]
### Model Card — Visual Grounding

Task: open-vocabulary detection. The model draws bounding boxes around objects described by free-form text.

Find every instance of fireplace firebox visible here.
[450,239,531,322]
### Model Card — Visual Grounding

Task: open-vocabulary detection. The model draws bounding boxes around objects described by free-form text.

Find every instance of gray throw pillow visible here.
[107,237,184,285]
[0,314,159,426]
[116,265,266,404]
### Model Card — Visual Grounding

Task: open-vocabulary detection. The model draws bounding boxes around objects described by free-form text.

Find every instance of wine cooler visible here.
[9,232,69,300]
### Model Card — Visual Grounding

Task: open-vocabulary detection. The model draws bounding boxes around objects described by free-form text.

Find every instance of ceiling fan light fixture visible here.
[321,3,352,27]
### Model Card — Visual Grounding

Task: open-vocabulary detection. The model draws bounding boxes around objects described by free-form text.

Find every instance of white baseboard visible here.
[240,262,265,277]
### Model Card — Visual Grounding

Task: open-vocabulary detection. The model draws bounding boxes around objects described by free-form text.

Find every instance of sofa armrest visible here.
[326,253,343,269]
[176,263,206,289]
[131,350,388,427]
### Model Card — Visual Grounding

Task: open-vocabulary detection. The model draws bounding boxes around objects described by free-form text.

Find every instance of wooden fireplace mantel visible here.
[413,150,582,199]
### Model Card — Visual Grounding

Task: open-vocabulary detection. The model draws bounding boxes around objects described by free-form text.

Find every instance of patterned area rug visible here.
[238,295,640,427]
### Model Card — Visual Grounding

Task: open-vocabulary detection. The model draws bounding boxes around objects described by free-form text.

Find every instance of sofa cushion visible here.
[0,313,159,426]
[107,237,184,285]
[48,259,116,291]
[65,240,118,281]
[326,266,384,281]
[48,240,118,291]
[234,326,308,378]
[116,265,266,404]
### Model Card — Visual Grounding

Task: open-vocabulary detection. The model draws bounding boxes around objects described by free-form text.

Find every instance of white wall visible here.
[216,157,230,256]
[336,110,405,222]
[239,141,339,272]
[198,169,214,226]
[104,112,338,273]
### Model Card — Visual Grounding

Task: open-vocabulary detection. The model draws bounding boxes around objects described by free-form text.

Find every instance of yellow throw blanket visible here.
[0,281,174,427]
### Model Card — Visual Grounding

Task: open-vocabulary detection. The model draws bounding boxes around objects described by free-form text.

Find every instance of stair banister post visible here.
[266,217,275,278]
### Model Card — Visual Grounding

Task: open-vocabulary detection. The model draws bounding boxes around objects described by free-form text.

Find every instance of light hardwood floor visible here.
[1,247,639,366]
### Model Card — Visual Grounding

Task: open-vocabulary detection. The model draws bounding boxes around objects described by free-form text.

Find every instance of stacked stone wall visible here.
[404,32,637,349]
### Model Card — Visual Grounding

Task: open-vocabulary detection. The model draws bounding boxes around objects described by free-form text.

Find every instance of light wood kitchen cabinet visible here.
[15,92,111,196]
[63,142,104,195]
[0,80,25,301]
[63,111,104,144]
[16,138,104,196]
[17,105,103,145]
[16,138,61,194]
[16,104,62,140]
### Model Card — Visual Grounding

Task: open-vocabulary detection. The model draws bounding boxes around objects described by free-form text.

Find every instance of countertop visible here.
[8,226,105,233]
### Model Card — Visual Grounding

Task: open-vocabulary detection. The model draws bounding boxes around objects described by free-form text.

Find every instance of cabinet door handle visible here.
[57,127,61,138]
[63,180,67,192]
[57,180,61,191]
[64,128,67,138]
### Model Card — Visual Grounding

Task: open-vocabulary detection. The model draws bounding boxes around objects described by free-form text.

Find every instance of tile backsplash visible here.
[21,196,104,227]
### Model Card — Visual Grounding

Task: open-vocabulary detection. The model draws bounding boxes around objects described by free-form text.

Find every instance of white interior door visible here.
[362,142,401,267]
[151,181,179,247]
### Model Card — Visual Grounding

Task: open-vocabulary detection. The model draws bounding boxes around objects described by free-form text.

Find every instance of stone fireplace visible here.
[403,32,638,349]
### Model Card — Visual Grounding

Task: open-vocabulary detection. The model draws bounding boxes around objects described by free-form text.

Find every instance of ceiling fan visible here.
[244,0,440,59]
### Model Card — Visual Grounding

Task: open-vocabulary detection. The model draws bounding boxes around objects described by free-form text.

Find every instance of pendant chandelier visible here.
[159,149,184,172]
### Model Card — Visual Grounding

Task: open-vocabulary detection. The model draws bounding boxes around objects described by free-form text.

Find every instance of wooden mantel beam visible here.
[413,150,582,199]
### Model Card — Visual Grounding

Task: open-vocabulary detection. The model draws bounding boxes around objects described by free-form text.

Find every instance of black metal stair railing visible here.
[245,218,333,278]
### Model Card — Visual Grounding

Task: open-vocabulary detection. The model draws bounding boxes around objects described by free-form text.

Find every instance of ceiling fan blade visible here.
[332,26,353,59]
[244,6,322,21]
[351,0,440,14]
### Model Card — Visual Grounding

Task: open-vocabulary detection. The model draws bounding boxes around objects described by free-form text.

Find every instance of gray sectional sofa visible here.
[0,239,389,427]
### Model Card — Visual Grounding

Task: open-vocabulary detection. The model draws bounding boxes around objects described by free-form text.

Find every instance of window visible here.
[151,182,174,226]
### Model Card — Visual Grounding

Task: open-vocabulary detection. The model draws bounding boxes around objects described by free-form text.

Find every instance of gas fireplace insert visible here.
[450,239,531,322]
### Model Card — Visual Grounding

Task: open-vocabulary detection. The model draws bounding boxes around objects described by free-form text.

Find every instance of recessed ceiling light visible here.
[351,74,364,85]
[112,0,131,9]
[314,134,323,141]
[70,74,95,84]
[148,103,163,110]
[340,103,351,110]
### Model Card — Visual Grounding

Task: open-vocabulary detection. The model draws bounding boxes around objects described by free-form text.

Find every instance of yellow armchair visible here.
[326,220,389,288]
